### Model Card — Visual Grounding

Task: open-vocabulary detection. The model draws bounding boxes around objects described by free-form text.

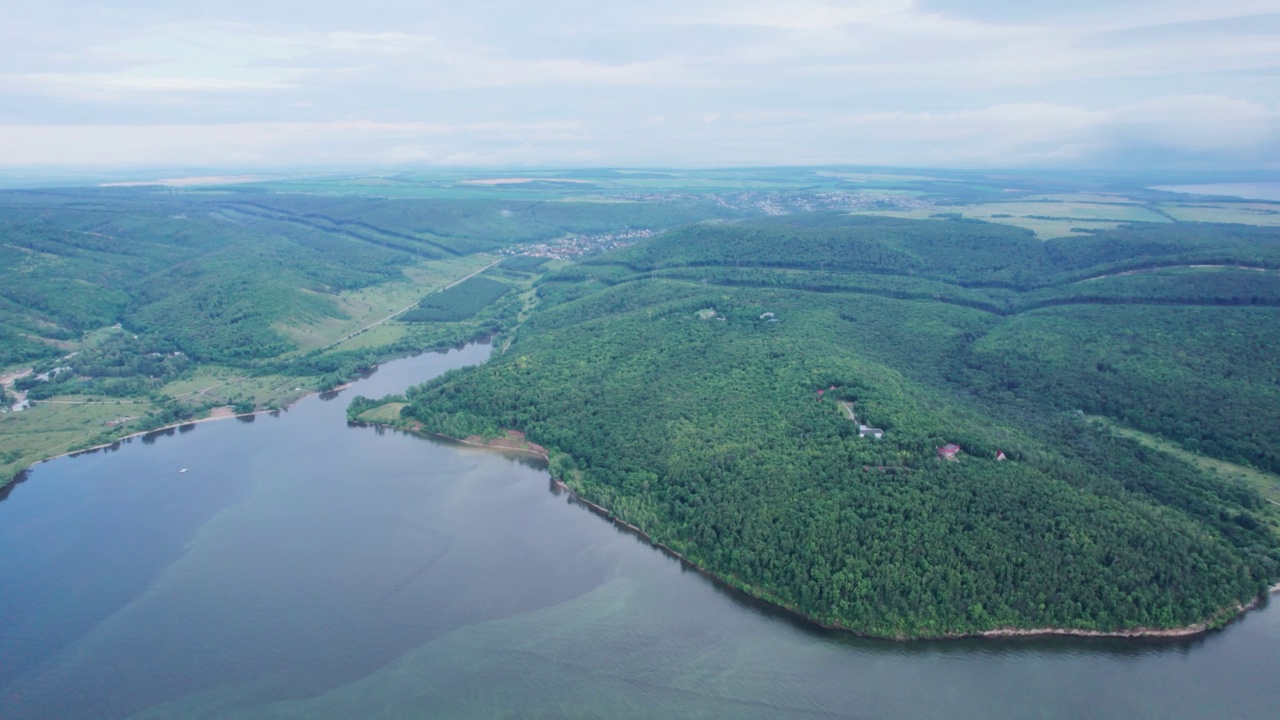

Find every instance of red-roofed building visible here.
[938,443,961,459]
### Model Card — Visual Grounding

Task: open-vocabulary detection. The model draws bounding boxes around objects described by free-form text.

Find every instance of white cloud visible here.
[1,96,1270,169]
[1104,95,1273,152]
[0,1,1277,168]
[319,32,436,54]
[802,95,1277,165]
[0,121,585,167]
[704,0,914,31]
[19,73,296,95]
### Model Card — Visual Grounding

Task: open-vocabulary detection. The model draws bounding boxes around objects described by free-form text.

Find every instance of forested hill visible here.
[0,186,743,485]
[602,215,1280,289]
[395,213,1280,638]
[603,215,1053,287]
[0,188,733,366]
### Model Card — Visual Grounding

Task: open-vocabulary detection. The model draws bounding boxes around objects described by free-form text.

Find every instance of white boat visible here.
[179,468,188,474]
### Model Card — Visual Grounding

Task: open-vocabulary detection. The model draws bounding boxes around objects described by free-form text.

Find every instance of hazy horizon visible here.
[4,1,1279,171]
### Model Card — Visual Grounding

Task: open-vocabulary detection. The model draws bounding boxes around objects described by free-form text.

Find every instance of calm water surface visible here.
[1,342,1277,719]
[1152,182,1280,201]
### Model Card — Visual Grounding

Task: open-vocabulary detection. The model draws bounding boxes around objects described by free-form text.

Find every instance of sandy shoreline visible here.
[364,420,550,460]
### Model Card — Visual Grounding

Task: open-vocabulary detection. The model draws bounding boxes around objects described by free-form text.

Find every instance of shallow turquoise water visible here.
[0,342,1276,719]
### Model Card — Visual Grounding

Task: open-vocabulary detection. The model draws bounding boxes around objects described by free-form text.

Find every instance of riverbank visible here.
[560,476,1280,642]
[3,333,499,490]
[28,380,326,472]
[359,419,550,459]
[4,388,305,489]
[955,583,1280,640]
[37,406,266,467]
[380,423,1280,643]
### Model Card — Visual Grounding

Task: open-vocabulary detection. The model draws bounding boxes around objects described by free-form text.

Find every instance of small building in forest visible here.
[996,450,1007,461]
[938,443,961,459]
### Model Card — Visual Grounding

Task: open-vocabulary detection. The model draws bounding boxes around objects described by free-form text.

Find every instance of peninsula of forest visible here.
[354,195,1280,639]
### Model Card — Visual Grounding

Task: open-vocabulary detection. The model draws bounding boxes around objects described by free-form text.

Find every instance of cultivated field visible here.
[276,255,497,353]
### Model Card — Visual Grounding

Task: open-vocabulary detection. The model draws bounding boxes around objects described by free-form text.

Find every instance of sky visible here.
[2,0,1278,170]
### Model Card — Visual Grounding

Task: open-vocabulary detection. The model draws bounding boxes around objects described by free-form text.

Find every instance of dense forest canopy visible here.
[400,276,511,322]
[397,212,1280,638]
[0,188,744,365]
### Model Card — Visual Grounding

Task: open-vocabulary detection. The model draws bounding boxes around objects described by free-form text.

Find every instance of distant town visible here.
[500,228,658,260]
[499,192,931,261]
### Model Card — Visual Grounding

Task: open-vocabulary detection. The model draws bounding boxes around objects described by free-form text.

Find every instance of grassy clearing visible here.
[859,195,1280,237]
[1091,416,1280,515]
[0,401,157,480]
[276,255,497,353]
[1160,203,1280,226]
[854,208,1107,239]
[158,371,316,409]
[514,287,540,321]
[159,367,244,397]
[326,324,411,352]
[357,402,408,424]
[1024,193,1148,205]
[984,217,1124,239]
[857,207,1130,239]
[78,324,127,347]
[26,395,147,405]
[500,255,550,273]
[968,201,1171,223]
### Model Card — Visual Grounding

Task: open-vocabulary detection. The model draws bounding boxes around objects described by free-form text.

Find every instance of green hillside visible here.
[397,214,1280,638]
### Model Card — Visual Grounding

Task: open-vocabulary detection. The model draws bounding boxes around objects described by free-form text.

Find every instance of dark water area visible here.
[0,342,1277,719]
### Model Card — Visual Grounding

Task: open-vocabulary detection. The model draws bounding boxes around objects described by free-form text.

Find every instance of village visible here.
[499,228,656,260]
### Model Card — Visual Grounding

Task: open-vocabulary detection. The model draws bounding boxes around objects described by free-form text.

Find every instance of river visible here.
[0,342,1276,719]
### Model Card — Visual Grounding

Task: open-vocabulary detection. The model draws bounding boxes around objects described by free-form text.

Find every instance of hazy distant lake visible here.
[1152,182,1280,201]
[1,342,1277,719]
